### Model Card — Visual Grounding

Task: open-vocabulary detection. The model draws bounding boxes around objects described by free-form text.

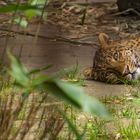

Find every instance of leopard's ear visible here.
[98,33,110,48]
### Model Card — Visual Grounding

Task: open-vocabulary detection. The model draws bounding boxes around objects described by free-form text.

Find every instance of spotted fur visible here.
[84,33,140,84]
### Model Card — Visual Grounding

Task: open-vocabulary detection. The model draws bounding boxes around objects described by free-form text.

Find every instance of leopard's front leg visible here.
[83,67,126,84]
[95,69,123,84]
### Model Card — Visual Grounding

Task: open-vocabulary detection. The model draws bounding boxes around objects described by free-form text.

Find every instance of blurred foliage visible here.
[0,43,111,140]
[8,51,110,119]
[0,0,49,27]
[7,51,111,139]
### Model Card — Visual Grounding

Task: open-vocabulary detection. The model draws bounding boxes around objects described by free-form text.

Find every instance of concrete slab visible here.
[84,81,131,98]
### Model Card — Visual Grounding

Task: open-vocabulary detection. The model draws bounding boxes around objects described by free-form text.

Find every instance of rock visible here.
[117,0,140,12]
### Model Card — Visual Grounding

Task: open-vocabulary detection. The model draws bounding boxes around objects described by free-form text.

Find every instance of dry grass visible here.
[0,86,64,140]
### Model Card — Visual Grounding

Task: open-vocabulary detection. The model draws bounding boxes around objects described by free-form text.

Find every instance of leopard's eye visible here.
[113,52,119,61]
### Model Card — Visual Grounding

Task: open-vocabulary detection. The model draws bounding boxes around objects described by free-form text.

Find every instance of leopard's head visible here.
[84,33,140,81]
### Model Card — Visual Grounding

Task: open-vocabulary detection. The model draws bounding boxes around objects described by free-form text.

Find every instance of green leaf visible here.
[45,80,111,119]
[0,4,38,13]
[14,18,28,28]
[28,64,53,75]
[8,51,29,87]
[31,75,49,88]
[24,9,42,19]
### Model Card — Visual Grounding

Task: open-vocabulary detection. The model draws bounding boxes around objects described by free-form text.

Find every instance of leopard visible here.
[83,33,140,84]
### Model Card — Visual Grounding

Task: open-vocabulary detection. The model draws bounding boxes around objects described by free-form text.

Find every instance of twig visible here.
[0,27,99,48]
[111,8,140,16]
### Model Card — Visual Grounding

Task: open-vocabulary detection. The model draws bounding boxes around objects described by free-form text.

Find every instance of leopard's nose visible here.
[131,71,137,79]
